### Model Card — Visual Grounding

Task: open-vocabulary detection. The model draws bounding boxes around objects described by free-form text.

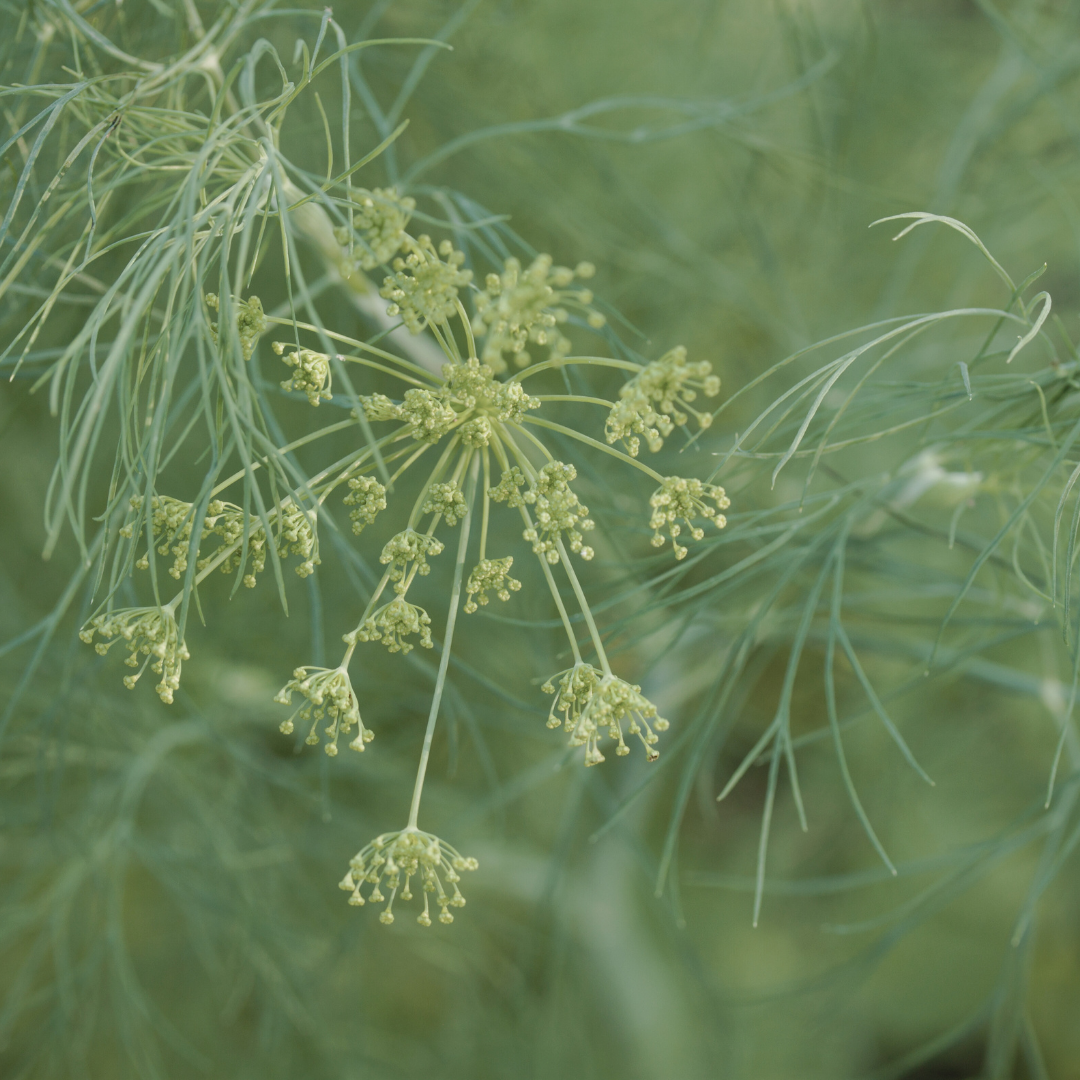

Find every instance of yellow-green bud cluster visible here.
[399,388,460,443]
[380,235,472,333]
[275,665,372,756]
[360,360,539,447]
[542,664,669,766]
[443,359,541,423]
[471,254,605,373]
[649,476,730,559]
[521,461,595,563]
[343,475,387,534]
[123,495,319,587]
[464,556,521,613]
[80,606,189,704]
[606,346,721,456]
[123,495,197,580]
[339,828,478,926]
[205,293,266,361]
[348,598,433,654]
[273,343,332,406]
[334,187,415,270]
[380,529,444,593]
[212,501,320,583]
[488,467,527,508]
[422,482,467,526]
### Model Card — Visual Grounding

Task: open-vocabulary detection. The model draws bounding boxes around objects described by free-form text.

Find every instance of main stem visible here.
[407,453,478,829]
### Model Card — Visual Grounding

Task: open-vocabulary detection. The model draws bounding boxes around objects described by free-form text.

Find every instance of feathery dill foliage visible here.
[0,0,726,929]
[6,2,1080,1078]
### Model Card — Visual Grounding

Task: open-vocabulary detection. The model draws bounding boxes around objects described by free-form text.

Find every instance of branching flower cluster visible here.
[339,829,478,926]
[606,345,721,455]
[472,254,605,372]
[76,71,728,928]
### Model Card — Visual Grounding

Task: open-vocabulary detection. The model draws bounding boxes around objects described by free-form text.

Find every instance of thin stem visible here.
[407,454,478,830]
[555,538,610,675]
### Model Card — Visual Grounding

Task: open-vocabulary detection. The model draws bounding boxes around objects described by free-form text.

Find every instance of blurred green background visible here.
[3,1,1080,1078]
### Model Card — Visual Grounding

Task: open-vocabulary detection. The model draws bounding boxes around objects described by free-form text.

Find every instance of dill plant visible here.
[0,0,730,928]
[5,2,1080,1078]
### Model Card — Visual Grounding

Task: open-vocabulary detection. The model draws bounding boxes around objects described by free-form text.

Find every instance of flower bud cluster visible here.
[273,342,332,405]
[606,346,720,456]
[649,476,730,559]
[339,828,478,926]
[522,462,595,563]
[471,255,605,373]
[80,606,189,704]
[205,293,266,361]
[380,235,472,333]
[443,359,540,423]
[380,529,444,592]
[488,466,527,507]
[124,495,319,587]
[275,665,372,755]
[464,556,521,613]
[334,187,415,270]
[343,475,387,534]
[123,495,197,580]
[422,482,467,526]
[542,664,669,765]
[348,598,433,654]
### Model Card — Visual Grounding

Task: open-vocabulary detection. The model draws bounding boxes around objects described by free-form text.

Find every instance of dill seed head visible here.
[343,475,388,535]
[339,828,478,926]
[472,254,605,373]
[521,461,595,562]
[334,186,416,270]
[649,476,730,559]
[80,606,190,704]
[272,343,332,406]
[348,597,434,653]
[606,346,721,456]
[274,665,373,755]
[464,556,522,613]
[542,664,669,765]
[380,235,472,333]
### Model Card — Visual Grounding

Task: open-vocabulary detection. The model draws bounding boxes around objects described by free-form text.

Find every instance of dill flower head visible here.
[395,388,459,443]
[542,664,669,765]
[605,346,721,456]
[464,556,522,613]
[209,501,320,584]
[124,496,319,587]
[380,235,472,333]
[380,529,444,592]
[472,254,605,373]
[272,343,332,406]
[348,597,434,654]
[422,482,467,526]
[442,358,541,423]
[522,461,595,562]
[339,828,478,926]
[274,665,372,755]
[205,293,267,361]
[649,476,730,559]
[80,606,190,704]
[343,475,387,535]
[334,186,416,270]
[123,495,197,580]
